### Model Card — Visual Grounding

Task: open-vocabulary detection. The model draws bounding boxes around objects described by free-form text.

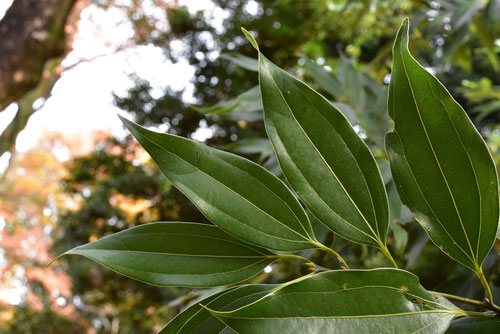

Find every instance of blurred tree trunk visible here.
[0,0,76,111]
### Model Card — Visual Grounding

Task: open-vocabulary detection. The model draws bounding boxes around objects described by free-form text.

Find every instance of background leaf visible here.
[212,269,459,333]
[220,52,258,72]
[446,317,500,333]
[160,284,275,334]
[385,19,499,269]
[192,86,263,122]
[259,51,389,248]
[64,222,274,287]
[120,116,316,251]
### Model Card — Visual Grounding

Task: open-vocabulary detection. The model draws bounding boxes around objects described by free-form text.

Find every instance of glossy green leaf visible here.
[385,19,499,269]
[220,52,258,71]
[63,222,274,287]
[160,284,275,333]
[257,45,389,247]
[64,222,276,287]
[212,269,459,333]
[446,317,500,333]
[192,86,262,121]
[120,116,316,251]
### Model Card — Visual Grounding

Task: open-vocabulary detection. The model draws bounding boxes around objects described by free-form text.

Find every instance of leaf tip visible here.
[241,27,259,51]
[402,17,410,28]
[394,18,410,53]
[117,113,132,126]
[117,114,145,138]
[45,249,72,270]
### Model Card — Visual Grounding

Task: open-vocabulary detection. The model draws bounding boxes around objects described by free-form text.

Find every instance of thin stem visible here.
[460,310,497,318]
[268,254,310,262]
[268,271,317,293]
[311,241,349,269]
[475,266,500,313]
[267,254,318,273]
[431,291,491,309]
[379,244,398,268]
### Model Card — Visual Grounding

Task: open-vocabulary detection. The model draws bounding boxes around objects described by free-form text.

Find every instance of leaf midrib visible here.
[291,74,384,240]
[262,62,381,243]
[80,254,272,278]
[243,285,451,311]
[91,230,271,256]
[175,289,269,334]
[422,75,484,260]
[220,309,455,320]
[133,126,313,244]
[386,132,474,265]
[72,249,271,259]
[398,43,476,264]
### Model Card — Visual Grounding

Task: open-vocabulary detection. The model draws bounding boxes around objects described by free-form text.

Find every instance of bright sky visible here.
[0,0,235,155]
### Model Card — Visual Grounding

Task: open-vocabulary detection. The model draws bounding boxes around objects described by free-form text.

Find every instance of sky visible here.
[0,0,230,154]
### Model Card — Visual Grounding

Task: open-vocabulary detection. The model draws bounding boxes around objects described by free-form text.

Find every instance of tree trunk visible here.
[0,0,77,111]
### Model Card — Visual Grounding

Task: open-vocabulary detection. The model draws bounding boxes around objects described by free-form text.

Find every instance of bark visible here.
[0,0,77,111]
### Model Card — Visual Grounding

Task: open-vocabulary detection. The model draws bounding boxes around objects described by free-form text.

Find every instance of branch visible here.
[0,58,61,158]
[0,0,77,111]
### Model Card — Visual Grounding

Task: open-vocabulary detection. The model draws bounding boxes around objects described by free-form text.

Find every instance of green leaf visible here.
[211,269,459,333]
[302,56,342,98]
[160,284,275,333]
[258,47,390,248]
[192,86,262,122]
[385,19,499,270]
[472,17,499,72]
[220,52,258,71]
[120,116,316,251]
[332,102,357,125]
[392,222,409,256]
[225,138,274,163]
[446,317,500,333]
[63,222,275,287]
[338,57,366,113]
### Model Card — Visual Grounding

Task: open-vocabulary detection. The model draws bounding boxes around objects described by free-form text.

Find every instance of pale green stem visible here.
[459,310,497,318]
[310,241,349,269]
[379,244,398,268]
[267,254,310,263]
[431,291,492,309]
[267,254,318,273]
[475,265,500,313]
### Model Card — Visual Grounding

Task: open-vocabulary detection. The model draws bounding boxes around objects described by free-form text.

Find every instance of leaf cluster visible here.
[60,19,500,333]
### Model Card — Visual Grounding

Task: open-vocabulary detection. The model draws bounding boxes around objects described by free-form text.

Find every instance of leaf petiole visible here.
[266,254,317,272]
[475,265,500,313]
[431,291,495,310]
[310,241,349,269]
[379,243,398,268]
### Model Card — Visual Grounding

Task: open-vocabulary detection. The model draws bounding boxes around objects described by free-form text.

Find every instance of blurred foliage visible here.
[53,136,207,333]
[1,0,498,333]
[0,305,87,333]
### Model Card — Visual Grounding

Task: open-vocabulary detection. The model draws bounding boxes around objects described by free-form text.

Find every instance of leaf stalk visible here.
[431,291,495,310]
[311,241,349,269]
[379,244,398,268]
[268,254,318,272]
[475,266,500,313]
